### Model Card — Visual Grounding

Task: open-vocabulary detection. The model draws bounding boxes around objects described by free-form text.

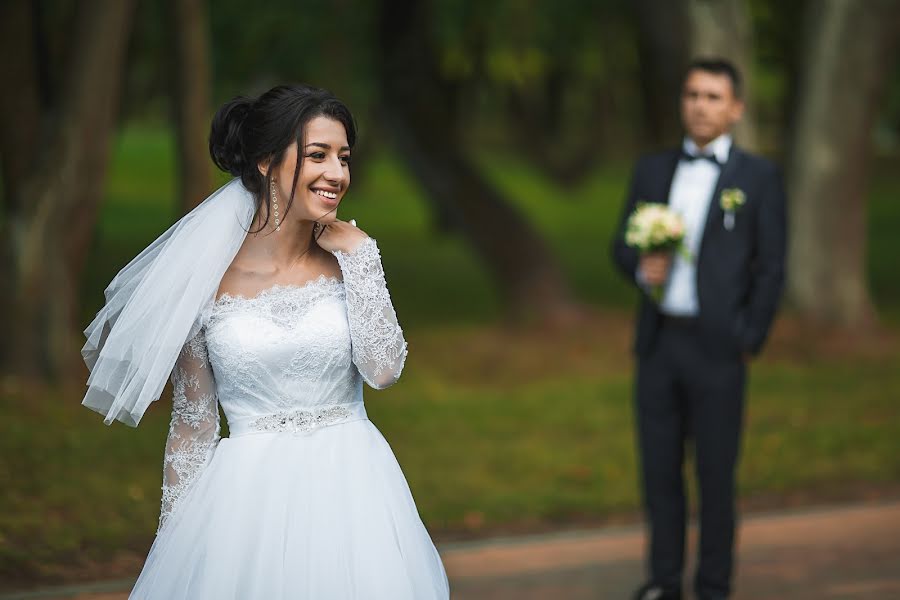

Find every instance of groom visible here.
[611,59,786,600]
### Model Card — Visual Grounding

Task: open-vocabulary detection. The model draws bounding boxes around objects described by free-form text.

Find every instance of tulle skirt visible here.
[130,419,449,599]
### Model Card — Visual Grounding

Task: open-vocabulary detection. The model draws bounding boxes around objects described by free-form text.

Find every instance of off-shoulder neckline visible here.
[214,274,343,306]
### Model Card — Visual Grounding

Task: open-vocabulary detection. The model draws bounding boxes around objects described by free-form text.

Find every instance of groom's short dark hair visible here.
[684,58,743,99]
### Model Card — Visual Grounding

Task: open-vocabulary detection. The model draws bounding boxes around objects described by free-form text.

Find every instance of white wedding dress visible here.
[129,238,449,599]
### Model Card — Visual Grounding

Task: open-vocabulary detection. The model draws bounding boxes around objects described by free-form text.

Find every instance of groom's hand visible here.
[639,252,672,287]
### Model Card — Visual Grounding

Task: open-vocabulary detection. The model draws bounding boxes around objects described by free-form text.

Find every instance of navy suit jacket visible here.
[611,145,787,358]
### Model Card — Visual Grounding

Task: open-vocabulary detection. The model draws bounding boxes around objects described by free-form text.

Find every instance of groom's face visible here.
[680,70,744,147]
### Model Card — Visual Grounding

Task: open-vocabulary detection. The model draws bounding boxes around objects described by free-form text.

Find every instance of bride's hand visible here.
[315,219,369,254]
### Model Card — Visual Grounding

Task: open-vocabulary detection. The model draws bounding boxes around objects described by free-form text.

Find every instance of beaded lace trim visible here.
[159,331,220,533]
[334,238,408,388]
[249,405,354,434]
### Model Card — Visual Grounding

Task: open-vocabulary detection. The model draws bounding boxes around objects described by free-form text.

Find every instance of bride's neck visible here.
[247,211,319,271]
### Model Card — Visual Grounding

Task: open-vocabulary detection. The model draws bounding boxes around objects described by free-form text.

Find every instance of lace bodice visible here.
[158,238,406,531]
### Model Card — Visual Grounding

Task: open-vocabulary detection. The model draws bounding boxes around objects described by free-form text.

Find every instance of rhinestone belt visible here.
[228,402,367,437]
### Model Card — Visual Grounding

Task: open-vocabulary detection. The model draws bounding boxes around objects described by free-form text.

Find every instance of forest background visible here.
[1,0,898,588]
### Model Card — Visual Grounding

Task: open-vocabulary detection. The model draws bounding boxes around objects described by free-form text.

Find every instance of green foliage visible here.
[867,158,900,322]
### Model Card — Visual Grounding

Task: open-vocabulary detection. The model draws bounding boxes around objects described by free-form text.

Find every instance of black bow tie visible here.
[681,150,721,166]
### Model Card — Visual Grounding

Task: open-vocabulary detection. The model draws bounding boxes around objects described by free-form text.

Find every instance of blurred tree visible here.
[633,0,690,147]
[686,0,758,150]
[786,0,900,327]
[493,0,641,182]
[0,1,43,209]
[496,2,574,180]
[376,0,577,321]
[0,0,136,377]
[167,0,214,212]
[747,0,806,153]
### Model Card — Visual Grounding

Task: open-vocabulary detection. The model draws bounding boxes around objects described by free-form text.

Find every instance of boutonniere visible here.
[720,188,746,231]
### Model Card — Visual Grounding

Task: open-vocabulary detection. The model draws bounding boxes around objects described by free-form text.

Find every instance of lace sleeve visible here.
[333,237,408,390]
[158,329,220,533]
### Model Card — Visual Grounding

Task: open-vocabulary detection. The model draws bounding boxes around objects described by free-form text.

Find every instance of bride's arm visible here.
[333,237,408,390]
[158,329,220,533]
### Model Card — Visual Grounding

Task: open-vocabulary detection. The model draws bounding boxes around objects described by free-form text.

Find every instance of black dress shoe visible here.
[631,582,682,600]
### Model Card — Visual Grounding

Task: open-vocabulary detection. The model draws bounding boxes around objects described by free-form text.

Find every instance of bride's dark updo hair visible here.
[209,84,357,232]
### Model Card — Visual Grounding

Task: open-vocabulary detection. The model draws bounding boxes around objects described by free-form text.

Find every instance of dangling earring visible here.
[271,178,281,231]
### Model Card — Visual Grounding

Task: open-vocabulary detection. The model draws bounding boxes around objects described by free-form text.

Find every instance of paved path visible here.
[442,501,900,599]
[4,501,899,599]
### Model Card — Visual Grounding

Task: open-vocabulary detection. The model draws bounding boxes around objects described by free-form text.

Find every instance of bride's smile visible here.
[266,115,351,226]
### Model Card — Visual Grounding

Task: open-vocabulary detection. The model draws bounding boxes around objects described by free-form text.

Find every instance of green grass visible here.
[3,125,900,585]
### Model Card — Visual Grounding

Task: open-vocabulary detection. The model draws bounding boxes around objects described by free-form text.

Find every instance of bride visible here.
[81,84,449,599]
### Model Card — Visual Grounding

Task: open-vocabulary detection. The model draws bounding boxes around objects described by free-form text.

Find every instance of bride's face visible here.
[271,116,351,224]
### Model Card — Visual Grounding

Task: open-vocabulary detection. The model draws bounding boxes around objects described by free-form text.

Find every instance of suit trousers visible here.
[636,316,746,598]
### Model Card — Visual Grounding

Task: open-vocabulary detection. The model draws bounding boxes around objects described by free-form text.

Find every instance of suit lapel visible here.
[698,146,743,260]
[661,150,681,206]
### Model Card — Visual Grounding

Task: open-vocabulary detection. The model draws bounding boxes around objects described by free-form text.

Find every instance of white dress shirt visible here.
[655,134,732,316]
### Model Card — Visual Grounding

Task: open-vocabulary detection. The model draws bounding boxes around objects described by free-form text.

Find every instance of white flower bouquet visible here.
[625,202,686,254]
[625,202,687,302]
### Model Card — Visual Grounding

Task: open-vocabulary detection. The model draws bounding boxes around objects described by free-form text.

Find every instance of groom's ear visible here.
[729,98,746,123]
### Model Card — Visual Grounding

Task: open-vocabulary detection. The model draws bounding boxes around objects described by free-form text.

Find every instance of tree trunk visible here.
[167,0,213,213]
[771,1,807,162]
[3,0,136,378]
[505,67,581,183]
[0,0,42,211]
[786,0,900,327]
[686,0,759,151]
[376,0,576,321]
[0,0,42,348]
[634,0,691,147]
